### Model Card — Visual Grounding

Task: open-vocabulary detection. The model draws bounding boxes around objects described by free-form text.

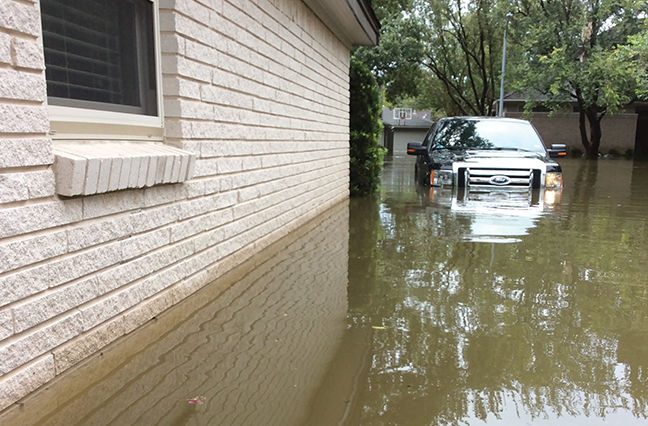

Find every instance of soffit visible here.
[303,0,380,47]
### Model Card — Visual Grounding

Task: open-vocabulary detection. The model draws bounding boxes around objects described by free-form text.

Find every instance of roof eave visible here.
[303,0,381,47]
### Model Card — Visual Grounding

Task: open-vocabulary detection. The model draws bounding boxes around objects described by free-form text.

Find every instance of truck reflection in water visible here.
[417,186,562,243]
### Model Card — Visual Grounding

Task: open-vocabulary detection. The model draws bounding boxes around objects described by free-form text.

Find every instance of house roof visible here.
[503,90,547,102]
[381,108,434,129]
[304,0,380,47]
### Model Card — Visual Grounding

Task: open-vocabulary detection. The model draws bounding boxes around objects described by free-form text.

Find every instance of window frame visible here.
[422,122,437,148]
[43,0,164,141]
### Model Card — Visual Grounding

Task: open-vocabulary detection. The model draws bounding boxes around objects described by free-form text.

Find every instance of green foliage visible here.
[416,0,512,116]
[618,24,648,100]
[357,0,647,158]
[396,72,464,117]
[513,0,647,159]
[355,0,517,116]
[353,12,426,103]
[349,57,386,197]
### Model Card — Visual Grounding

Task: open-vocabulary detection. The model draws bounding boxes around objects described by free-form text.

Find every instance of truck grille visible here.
[459,168,542,189]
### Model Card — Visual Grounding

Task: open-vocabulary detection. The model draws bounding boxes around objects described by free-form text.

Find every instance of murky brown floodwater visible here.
[2,156,648,426]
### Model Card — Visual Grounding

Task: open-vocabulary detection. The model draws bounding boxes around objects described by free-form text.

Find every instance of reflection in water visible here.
[338,157,648,425]
[3,158,648,426]
[0,203,350,426]
[418,186,562,243]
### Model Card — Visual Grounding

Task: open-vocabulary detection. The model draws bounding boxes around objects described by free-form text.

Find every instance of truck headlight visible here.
[545,172,562,189]
[432,170,453,188]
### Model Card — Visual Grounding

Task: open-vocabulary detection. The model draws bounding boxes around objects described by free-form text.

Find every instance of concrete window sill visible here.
[52,141,196,197]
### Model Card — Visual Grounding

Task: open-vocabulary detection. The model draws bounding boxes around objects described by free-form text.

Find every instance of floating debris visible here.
[372,326,386,330]
[188,396,206,405]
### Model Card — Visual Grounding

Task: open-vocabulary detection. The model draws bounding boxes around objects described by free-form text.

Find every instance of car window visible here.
[433,120,492,149]
[422,123,436,147]
[432,119,546,153]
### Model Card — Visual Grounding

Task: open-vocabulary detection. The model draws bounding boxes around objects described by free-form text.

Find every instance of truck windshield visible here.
[432,119,546,153]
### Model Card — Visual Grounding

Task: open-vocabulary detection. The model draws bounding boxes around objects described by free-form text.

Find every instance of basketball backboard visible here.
[393,108,412,120]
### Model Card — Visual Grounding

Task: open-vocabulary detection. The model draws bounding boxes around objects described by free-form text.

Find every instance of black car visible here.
[407,117,565,189]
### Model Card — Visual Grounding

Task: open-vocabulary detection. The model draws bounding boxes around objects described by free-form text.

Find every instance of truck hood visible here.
[433,149,549,168]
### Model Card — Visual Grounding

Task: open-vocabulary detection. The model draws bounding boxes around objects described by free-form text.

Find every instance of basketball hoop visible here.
[393,108,413,121]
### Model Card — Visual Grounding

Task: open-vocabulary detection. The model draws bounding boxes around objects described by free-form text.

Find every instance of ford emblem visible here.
[489,175,511,185]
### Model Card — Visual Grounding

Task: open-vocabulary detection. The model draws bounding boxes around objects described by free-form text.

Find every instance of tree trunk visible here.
[577,107,591,155]
[586,120,602,160]
[578,105,603,160]
[585,105,603,159]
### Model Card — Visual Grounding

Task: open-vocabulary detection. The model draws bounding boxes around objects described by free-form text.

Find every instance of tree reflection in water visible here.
[345,158,648,425]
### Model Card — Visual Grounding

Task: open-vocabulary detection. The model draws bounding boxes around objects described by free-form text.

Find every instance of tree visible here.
[417,0,512,116]
[618,23,648,100]
[513,0,647,159]
[353,7,427,105]
[349,57,385,197]
[391,74,453,118]
[355,0,515,116]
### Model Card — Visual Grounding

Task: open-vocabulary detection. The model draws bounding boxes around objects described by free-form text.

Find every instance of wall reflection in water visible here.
[0,202,350,426]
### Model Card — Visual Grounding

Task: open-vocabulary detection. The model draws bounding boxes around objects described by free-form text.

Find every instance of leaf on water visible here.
[188,396,206,405]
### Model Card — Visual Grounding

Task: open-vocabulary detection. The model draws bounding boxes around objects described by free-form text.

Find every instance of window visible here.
[422,123,436,147]
[41,0,195,197]
[41,0,163,139]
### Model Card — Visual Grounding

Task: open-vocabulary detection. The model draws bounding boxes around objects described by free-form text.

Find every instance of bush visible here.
[349,57,385,197]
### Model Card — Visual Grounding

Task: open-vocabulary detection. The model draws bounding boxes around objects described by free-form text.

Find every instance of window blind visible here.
[41,0,139,107]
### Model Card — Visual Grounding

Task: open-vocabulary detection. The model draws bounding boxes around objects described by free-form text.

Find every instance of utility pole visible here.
[498,13,512,117]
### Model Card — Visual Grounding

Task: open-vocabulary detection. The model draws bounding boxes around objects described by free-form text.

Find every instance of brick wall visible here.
[507,112,639,154]
[0,201,349,426]
[0,0,352,410]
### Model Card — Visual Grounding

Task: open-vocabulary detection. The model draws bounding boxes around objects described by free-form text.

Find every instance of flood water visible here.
[3,157,648,425]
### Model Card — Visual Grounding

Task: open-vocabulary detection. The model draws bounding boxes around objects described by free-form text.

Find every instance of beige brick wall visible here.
[0,200,350,426]
[507,112,639,154]
[0,0,352,410]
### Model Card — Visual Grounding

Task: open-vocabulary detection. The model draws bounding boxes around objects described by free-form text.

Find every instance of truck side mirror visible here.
[547,144,567,158]
[407,142,428,156]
